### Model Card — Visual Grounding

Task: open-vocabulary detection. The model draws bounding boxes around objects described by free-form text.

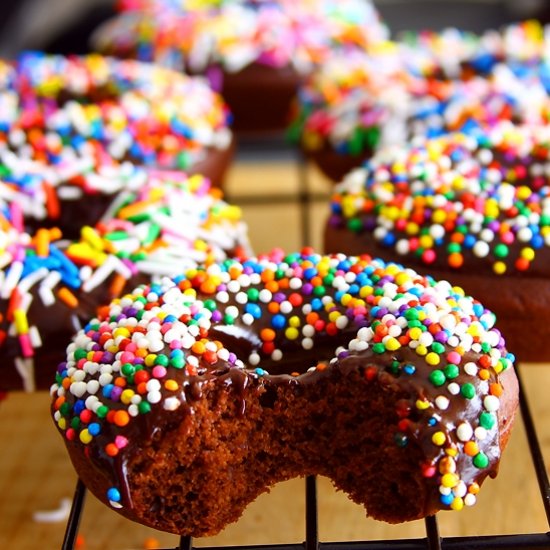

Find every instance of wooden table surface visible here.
[1,159,549,549]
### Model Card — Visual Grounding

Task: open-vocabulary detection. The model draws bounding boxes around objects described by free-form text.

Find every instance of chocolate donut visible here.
[291,22,550,183]
[91,0,388,135]
[1,170,251,391]
[325,123,550,361]
[0,53,234,239]
[51,250,518,536]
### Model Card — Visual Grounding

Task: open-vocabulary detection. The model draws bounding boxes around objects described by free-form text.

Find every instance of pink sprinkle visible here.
[152,365,167,379]
[447,351,461,365]
[19,333,34,358]
[115,435,129,449]
[120,351,135,363]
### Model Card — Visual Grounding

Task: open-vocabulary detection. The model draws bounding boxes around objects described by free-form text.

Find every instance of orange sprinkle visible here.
[267,302,279,314]
[199,280,217,294]
[54,396,65,410]
[265,280,279,293]
[448,253,464,269]
[489,382,503,397]
[105,443,119,457]
[260,328,276,342]
[42,181,60,219]
[113,410,130,427]
[109,274,128,299]
[464,441,479,456]
[117,200,154,220]
[192,341,206,355]
[164,379,179,391]
[57,287,79,308]
[35,228,50,257]
[478,369,491,381]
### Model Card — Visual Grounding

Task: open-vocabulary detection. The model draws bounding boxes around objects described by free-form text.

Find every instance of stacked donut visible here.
[291,21,550,182]
[0,52,250,392]
[91,0,389,134]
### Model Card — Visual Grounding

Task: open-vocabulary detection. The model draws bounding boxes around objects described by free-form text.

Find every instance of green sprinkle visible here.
[138,401,152,414]
[494,243,509,258]
[74,349,87,360]
[104,231,130,241]
[473,452,489,469]
[372,343,386,354]
[479,411,496,429]
[431,342,445,354]
[247,288,260,302]
[444,364,459,379]
[429,370,446,387]
[155,355,169,367]
[461,383,476,399]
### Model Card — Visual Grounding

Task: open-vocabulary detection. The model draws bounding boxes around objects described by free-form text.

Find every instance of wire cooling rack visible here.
[60,362,550,550]
[60,145,550,550]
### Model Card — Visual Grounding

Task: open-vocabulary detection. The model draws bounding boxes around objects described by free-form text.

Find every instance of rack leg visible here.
[61,478,87,550]
[424,515,441,550]
[297,152,311,248]
[305,475,319,550]
[179,535,193,550]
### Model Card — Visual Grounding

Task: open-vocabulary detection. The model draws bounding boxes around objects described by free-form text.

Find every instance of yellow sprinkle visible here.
[340,294,352,307]
[441,473,459,488]
[289,316,301,328]
[445,447,459,457]
[79,429,93,445]
[419,235,434,249]
[408,327,422,340]
[450,497,464,511]
[58,418,67,430]
[493,261,506,275]
[416,344,428,356]
[395,273,410,286]
[285,327,299,340]
[121,389,135,405]
[113,327,130,339]
[81,225,105,250]
[416,399,430,410]
[405,222,419,235]
[359,286,373,298]
[329,311,342,322]
[13,309,29,334]
[145,354,157,367]
[521,247,535,261]
[432,431,446,446]
[385,337,401,351]
[425,352,440,366]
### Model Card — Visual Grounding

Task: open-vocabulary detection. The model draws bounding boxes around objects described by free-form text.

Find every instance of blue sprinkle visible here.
[440,493,454,506]
[88,423,101,436]
[107,487,121,503]
[271,314,286,329]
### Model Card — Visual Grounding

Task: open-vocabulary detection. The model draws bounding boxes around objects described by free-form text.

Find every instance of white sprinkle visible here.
[447,382,460,395]
[435,395,450,410]
[70,381,87,398]
[163,397,181,411]
[147,390,162,404]
[33,498,72,523]
[456,421,474,442]
[484,395,500,412]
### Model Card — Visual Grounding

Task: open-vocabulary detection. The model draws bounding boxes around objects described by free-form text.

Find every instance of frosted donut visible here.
[0,52,233,238]
[51,249,518,536]
[0,171,250,391]
[91,0,388,134]
[290,22,550,182]
[325,123,550,361]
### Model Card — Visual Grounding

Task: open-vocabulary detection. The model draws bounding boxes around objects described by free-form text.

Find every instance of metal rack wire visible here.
[60,147,550,550]
[60,364,550,550]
